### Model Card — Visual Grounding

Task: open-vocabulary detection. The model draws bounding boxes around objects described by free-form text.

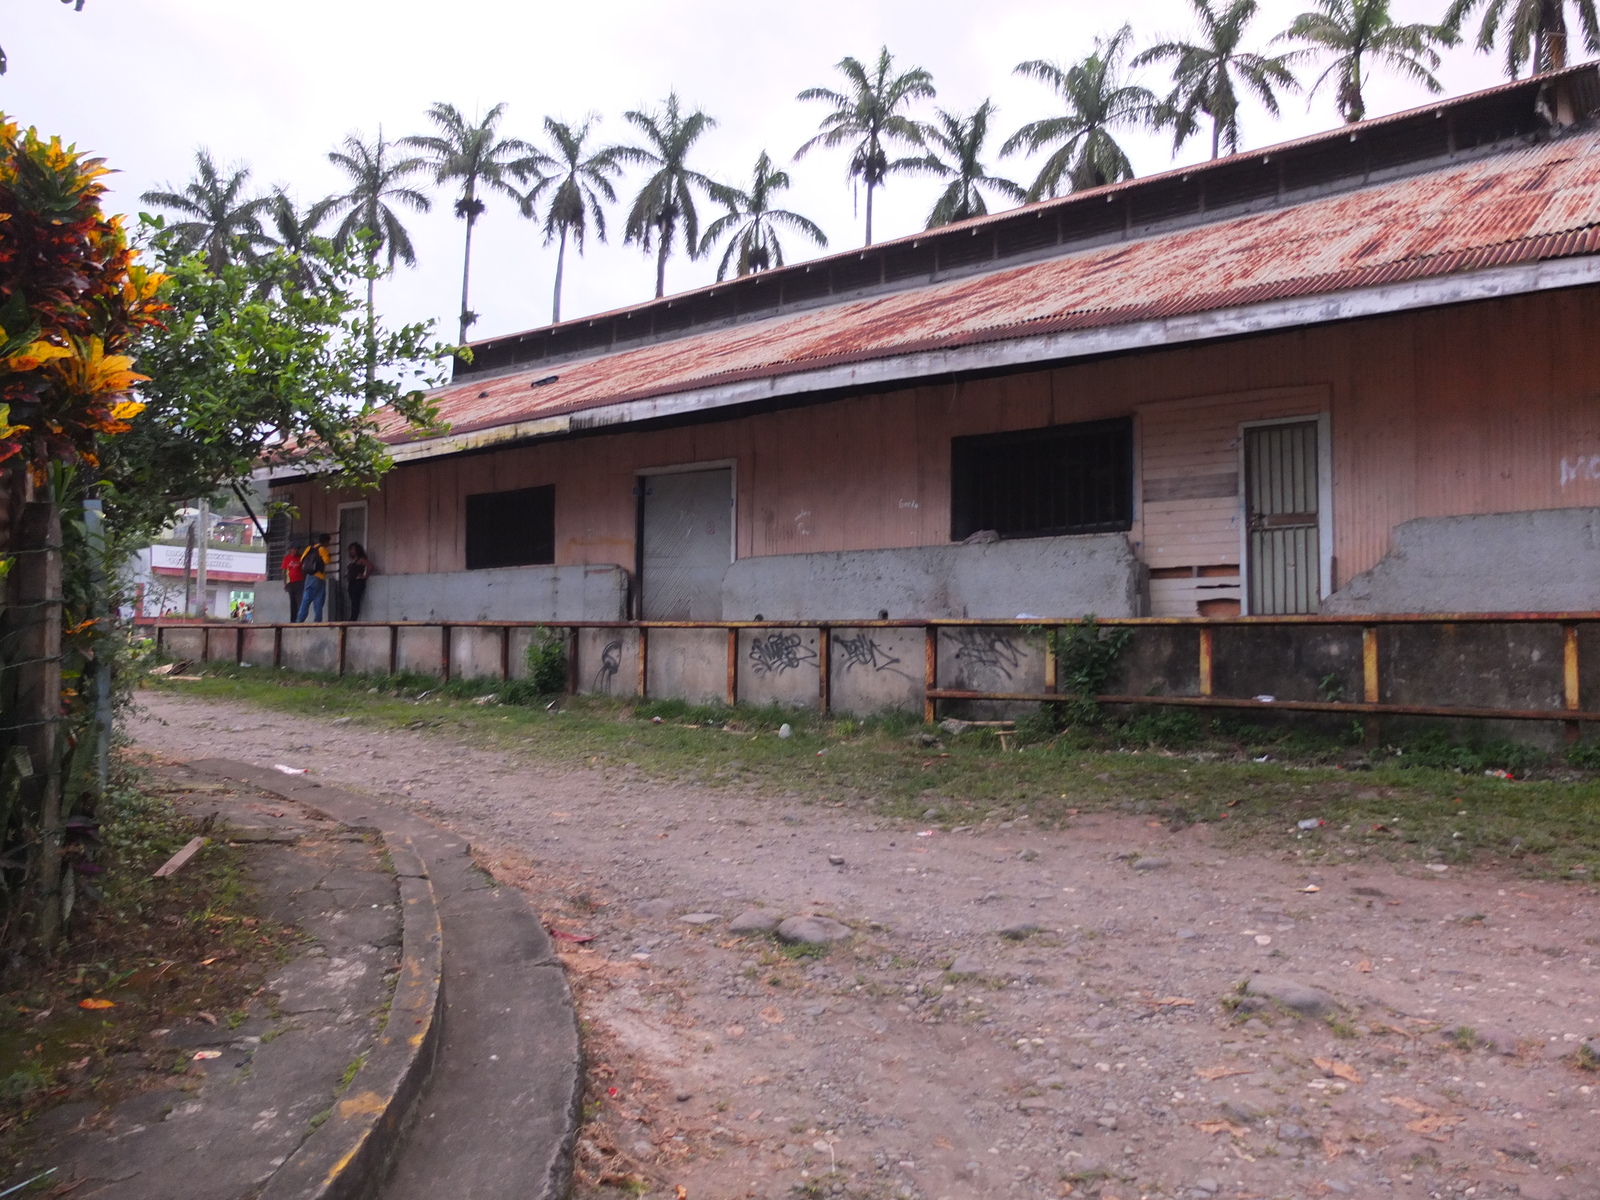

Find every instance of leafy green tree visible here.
[1005,27,1161,198]
[617,94,724,299]
[920,102,1024,227]
[1281,0,1446,122]
[403,103,540,342]
[320,130,432,387]
[796,46,936,246]
[521,117,620,323]
[698,151,828,279]
[101,227,453,544]
[140,149,272,268]
[1442,0,1597,75]
[1135,0,1300,159]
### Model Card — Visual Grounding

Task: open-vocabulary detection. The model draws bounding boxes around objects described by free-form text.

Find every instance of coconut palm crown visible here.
[402,102,542,342]
[1004,27,1161,199]
[699,151,828,280]
[920,102,1025,227]
[1279,0,1448,123]
[796,46,937,246]
[617,94,725,300]
[141,149,273,268]
[1442,0,1598,76]
[522,117,622,324]
[1135,0,1300,159]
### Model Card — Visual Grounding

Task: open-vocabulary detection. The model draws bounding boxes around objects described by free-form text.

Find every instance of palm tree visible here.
[261,188,336,292]
[1134,0,1300,159]
[522,117,620,324]
[1279,0,1446,122]
[320,130,433,391]
[920,102,1025,227]
[141,149,272,267]
[1442,0,1597,76]
[402,103,541,342]
[796,46,936,246]
[698,151,828,280]
[1004,27,1161,199]
[616,94,724,300]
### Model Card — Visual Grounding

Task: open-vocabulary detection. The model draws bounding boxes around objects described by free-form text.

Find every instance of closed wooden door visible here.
[640,469,732,620]
[1244,422,1320,614]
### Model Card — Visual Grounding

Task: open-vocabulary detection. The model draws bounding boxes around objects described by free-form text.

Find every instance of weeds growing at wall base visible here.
[150,660,1600,882]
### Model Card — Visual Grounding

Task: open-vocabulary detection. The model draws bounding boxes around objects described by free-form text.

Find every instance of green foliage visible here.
[1397,729,1547,775]
[1568,741,1600,770]
[1119,707,1203,748]
[1050,616,1134,725]
[513,627,569,698]
[100,224,455,546]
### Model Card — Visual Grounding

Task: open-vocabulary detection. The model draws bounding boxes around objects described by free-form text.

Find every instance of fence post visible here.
[1563,623,1581,744]
[818,625,831,715]
[567,627,579,696]
[1362,625,1380,748]
[236,625,244,666]
[337,624,347,677]
[273,624,282,670]
[923,624,938,725]
[500,626,511,682]
[1198,627,1214,697]
[726,627,738,707]
[637,626,649,699]
[388,624,399,676]
[440,624,451,683]
[1043,626,1058,694]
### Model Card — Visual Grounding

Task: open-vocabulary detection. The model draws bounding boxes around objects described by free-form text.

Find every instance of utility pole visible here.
[194,497,210,619]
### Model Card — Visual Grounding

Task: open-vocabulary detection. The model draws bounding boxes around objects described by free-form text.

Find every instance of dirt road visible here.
[133,690,1599,1200]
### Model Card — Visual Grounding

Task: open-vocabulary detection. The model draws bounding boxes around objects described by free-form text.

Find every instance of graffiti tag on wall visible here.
[748,631,818,676]
[836,632,903,674]
[950,629,1024,680]
[1561,455,1600,486]
[594,639,623,691]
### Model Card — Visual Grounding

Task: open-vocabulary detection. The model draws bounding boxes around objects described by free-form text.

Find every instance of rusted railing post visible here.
[1044,625,1058,694]
[923,624,938,725]
[337,624,347,677]
[726,626,738,707]
[818,625,831,714]
[1564,622,1581,744]
[273,624,282,669]
[440,624,451,683]
[235,625,245,666]
[1362,625,1380,748]
[637,626,649,699]
[1198,627,1214,696]
[500,625,511,682]
[567,626,579,696]
[388,624,399,676]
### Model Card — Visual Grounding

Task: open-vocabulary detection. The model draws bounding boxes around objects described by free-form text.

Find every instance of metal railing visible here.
[139,612,1600,740]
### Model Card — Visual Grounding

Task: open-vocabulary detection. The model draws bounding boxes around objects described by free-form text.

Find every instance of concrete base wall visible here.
[721,534,1144,621]
[252,565,629,624]
[1325,508,1600,614]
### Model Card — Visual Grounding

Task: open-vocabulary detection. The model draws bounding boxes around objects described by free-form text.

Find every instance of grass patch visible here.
[149,662,1600,879]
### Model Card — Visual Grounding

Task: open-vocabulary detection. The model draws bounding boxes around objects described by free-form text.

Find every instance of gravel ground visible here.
[133,690,1600,1200]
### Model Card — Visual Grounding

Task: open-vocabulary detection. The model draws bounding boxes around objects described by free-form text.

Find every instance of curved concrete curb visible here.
[259,836,444,1200]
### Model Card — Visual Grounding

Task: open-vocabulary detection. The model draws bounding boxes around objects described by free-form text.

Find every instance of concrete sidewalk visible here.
[186,758,582,1200]
[22,766,404,1199]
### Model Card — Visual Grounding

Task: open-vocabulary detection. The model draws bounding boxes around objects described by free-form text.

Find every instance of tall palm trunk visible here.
[458,210,477,344]
[364,255,378,401]
[1211,115,1222,159]
[552,226,568,324]
[864,181,875,246]
[655,214,671,299]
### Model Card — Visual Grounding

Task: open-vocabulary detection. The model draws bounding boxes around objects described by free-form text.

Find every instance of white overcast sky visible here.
[5,0,1512,346]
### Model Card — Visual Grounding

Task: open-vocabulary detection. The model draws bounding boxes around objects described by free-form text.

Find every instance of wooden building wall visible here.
[284,286,1600,616]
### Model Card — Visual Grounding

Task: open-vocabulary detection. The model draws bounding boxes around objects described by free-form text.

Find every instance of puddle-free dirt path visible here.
[133,691,1599,1200]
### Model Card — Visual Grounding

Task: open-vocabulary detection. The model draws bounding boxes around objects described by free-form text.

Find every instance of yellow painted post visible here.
[1564,623,1581,744]
[1198,627,1214,697]
[1362,625,1380,748]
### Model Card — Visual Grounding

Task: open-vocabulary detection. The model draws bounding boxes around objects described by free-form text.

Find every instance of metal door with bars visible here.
[1244,421,1321,614]
[639,468,733,620]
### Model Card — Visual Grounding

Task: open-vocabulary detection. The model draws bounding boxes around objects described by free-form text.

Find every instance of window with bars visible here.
[950,417,1134,541]
[264,507,291,581]
[465,485,555,569]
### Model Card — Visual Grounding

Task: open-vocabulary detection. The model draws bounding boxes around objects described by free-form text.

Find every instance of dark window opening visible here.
[465,485,555,569]
[950,417,1133,541]
[264,503,291,580]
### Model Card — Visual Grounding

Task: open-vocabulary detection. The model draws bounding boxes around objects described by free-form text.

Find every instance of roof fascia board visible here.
[323,254,1600,474]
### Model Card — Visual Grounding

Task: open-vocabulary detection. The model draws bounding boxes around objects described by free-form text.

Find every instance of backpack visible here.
[300,544,325,576]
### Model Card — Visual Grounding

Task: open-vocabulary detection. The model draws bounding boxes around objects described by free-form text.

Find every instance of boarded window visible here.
[950,418,1133,541]
[465,485,555,569]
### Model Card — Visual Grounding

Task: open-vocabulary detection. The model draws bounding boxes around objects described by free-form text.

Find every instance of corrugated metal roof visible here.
[388,125,1600,445]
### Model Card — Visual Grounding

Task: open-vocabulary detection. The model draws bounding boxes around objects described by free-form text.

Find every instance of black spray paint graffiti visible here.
[835,632,902,674]
[950,629,1024,680]
[593,639,623,691]
[748,631,818,676]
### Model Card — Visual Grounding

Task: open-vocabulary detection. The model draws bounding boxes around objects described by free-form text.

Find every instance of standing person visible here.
[345,542,374,622]
[297,533,332,623]
[281,541,306,623]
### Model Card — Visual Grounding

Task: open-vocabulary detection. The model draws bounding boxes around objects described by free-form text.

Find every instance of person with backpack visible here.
[296,533,332,622]
[281,541,306,623]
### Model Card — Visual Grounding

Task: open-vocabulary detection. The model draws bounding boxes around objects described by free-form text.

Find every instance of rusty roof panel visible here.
[387,127,1600,445]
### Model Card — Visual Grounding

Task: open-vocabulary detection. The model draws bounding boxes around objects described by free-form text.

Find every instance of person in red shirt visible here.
[281,543,306,623]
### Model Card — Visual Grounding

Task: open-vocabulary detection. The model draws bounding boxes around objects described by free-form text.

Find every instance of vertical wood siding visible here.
[281,286,1600,615]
